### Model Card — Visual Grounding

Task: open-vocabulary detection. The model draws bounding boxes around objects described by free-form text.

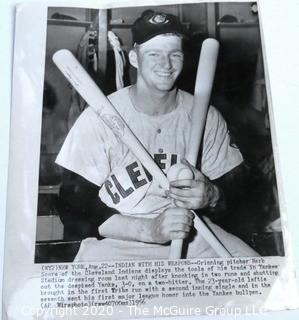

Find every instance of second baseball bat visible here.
[169,39,232,259]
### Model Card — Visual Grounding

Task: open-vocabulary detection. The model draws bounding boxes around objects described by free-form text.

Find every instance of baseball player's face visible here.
[132,34,184,93]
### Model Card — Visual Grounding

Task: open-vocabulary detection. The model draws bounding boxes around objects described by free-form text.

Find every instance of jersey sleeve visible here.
[201,106,243,180]
[55,107,110,187]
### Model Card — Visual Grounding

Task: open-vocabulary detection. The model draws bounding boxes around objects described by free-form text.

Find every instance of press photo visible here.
[35,2,283,263]
[4,1,299,319]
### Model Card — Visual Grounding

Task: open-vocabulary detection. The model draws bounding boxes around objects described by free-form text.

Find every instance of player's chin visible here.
[154,78,178,91]
[155,83,176,91]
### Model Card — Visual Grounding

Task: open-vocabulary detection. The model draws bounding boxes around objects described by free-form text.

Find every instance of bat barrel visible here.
[53,49,106,109]
[187,38,219,165]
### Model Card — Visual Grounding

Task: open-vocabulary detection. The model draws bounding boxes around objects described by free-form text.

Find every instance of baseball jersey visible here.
[56,86,243,217]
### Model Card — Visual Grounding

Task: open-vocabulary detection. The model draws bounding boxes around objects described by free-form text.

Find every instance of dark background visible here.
[35,2,283,263]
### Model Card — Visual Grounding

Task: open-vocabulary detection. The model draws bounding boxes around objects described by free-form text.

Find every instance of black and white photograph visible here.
[3,1,299,318]
[35,2,283,263]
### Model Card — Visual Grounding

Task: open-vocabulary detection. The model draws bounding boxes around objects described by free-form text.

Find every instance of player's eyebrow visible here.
[144,49,183,53]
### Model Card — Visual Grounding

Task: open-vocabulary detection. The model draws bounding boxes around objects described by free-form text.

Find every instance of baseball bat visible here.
[53,49,231,259]
[169,39,232,259]
[53,49,169,192]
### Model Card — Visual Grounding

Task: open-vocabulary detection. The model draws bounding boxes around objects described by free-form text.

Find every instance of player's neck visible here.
[130,85,178,116]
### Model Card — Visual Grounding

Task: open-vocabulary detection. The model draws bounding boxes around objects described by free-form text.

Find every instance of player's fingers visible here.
[170,223,191,233]
[169,183,204,197]
[163,211,193,225]
[168,188,192,198]
[164,207,194,219]
[168,214,194,226]
[168,191,202,202]
[170,179,196,188]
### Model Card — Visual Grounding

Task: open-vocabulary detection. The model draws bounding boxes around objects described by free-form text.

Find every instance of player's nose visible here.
[160,54,172,69]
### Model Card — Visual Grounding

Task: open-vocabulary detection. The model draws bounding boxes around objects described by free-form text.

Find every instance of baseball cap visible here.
[132,10,187,45]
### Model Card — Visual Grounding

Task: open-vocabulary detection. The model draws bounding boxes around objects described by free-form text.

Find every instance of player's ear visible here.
[129,49,138,69]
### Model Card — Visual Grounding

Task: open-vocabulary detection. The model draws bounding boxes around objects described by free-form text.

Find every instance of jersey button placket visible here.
[156,128,163,153]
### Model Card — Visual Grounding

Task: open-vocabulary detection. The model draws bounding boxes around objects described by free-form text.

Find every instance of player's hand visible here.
[168,164,220,210]
[149,208,194,244]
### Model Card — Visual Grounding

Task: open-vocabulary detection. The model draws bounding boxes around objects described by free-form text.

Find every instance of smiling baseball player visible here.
[56,11,258,261]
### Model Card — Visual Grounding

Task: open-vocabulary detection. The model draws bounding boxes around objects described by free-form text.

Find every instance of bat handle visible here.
[169,239,184,259]
[169,210,232,259]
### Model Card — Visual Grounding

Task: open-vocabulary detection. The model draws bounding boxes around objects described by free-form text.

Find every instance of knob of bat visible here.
[167,163,195,182]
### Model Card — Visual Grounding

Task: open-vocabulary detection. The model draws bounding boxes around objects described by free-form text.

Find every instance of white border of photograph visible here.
[1,0,299,319]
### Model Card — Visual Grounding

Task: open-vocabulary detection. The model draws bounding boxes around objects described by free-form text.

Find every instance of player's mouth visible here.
[155,71,174,78]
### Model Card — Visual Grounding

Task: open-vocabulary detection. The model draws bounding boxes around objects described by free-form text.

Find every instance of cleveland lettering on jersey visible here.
[104,153,179,204]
